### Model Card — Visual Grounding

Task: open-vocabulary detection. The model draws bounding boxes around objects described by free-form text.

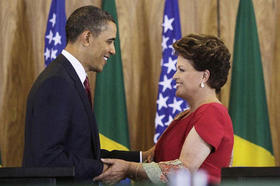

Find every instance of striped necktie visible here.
[84,76,92,108]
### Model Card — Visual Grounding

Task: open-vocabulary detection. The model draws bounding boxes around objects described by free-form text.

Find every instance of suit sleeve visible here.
[24,76,103,179]
[101,149,140,162]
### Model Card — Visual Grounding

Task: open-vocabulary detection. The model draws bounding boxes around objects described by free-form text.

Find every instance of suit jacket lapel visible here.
[58,54,101,157]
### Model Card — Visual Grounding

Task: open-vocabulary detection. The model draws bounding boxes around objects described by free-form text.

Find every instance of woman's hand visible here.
[142,146,155,162]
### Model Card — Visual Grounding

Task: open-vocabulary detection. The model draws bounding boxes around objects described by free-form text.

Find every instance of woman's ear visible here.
[202,69,210,82]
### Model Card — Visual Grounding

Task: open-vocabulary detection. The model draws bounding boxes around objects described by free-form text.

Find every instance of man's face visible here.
[86,21,117,72]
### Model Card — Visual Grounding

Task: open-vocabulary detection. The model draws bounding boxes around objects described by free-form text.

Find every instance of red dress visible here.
[154,103,234,183]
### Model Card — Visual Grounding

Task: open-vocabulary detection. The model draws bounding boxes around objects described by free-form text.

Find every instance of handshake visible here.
[94,146,155,185]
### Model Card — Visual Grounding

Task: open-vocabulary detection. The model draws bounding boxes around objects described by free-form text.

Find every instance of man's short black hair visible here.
[65,5,115,43]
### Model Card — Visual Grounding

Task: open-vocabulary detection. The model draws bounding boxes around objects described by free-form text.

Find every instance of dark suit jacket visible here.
[23,54,139,180]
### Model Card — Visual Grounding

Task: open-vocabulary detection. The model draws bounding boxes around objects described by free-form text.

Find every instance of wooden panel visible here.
[253,0,279,165]
[219,0,239,108]
[270,0,280,165]
[0,0,279,166]
[0,0,36,166]
[116,0,164,150]
[180,0,218,36]
[0,0,20,165]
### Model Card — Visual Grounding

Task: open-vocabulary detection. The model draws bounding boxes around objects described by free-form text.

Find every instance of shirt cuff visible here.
[140,151,142,162]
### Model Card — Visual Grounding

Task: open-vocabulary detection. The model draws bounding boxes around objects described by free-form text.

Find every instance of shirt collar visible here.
[61,49,87,85]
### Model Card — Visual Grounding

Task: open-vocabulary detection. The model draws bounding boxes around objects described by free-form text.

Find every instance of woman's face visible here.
[173,55,204,99]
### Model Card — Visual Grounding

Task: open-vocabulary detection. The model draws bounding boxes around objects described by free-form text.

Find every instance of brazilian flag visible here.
[94,0,130,151]
[229,0,275,166]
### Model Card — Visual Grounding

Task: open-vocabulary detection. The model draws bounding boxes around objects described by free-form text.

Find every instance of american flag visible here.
[154,0,188,143]
[44,0,66,66]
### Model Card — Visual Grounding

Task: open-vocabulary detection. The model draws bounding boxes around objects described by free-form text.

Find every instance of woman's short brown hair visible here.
[173,34,231,93]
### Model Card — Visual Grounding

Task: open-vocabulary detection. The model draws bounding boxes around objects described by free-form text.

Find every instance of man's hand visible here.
[93,159,130,185]
[102,162,109,172]
[142,146,155,162]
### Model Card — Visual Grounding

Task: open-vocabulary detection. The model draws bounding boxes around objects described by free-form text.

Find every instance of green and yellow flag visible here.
[229,0,275,166]
[94,0,129,151]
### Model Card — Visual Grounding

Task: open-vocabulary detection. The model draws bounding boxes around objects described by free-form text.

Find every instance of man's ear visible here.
[80,30,91,47]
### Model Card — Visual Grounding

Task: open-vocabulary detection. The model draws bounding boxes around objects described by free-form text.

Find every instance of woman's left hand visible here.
[142,146,155,162]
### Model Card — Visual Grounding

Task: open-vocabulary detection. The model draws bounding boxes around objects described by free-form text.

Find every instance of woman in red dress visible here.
[94,34,234,185]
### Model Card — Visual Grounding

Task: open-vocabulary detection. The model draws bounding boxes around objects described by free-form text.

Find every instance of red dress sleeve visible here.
[193,104,227,151]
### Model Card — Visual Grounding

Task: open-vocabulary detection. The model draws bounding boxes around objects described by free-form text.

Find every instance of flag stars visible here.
[155,113,165,128]
[162,36,169,51]
[49,13,56,27]
[154,133,161,144]
[164,57,177,74]
[44,1,66,66]
[45,48,59,61]
[50,48,58,60]
[159,75,173,92]
[162,15,174,33]
[155,0,189,143]
[157,93,168,110]
[165,115,173,126]
[44,48,50,60]
[46,30,53,44]
[169,97,184,114]
[53,32,62,45]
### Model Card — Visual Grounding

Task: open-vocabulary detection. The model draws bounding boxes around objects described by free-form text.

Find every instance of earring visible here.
[200,82,205,88]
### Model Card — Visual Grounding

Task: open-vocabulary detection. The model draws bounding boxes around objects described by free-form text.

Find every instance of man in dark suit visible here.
[23,5,140,181]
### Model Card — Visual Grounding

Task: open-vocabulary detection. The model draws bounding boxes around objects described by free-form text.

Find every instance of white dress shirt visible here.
[62,49,87,87]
